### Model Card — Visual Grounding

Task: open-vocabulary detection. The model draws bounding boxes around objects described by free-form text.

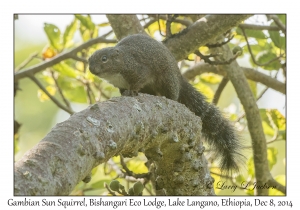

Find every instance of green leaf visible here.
[75,14,95,31]
[269,25,286,50]
[260,109,275,136]
[63,18,78,48]
[277,14,286,25]
[193,79,214,101]
[269,109,286,130]
[44,23,63,51]
[246,157,255,178]
[256,51,281,70]
[53,62,78,78]
[63,85,87,103]
[236,27,266,39]
[90,180,111,189]
[79,24,91,42]
[200,73,222,84]
[267,147,278,170]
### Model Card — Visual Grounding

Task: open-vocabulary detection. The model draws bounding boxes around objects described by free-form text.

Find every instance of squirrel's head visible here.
[88,47,121,77]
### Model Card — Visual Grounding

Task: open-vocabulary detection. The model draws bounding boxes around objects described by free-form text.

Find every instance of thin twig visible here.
[104,183,116,196]
[256,86,269,102]
[195,50,240,65]
[70,54,88,63]
[267,15,286,34]
[157,15,165,37]
[50,70,72,110]
[85,83,94,105]
[206,35,234,48]
[166,14,179,38]
[29,75,74,115]
[166,15,172,38]
[15,52,39,72]
[92,82,109,100]
[267,177,286,194]
[237,70,280,122]
[241,28,283,67]
[183,63,285,95]
[212,77,229,105]
[147,14,192,26]
[15,36,117,81]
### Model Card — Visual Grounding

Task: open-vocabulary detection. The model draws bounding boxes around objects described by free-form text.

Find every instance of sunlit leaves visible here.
[53,62,78,78]
[200,73,222,84]
[260,109,286,139]
[75,15,97,41]
[193,81,214,101]
[267,147,278,170]
[63,18,78,48]
[75,14,95,31]
[269,110,286,131]
[247,157,255,178]
[37,86,56,102]
[236,27,267,39]
[147,20,166,37]
[44,23,63,51]
[256,51,281,70]
[268,28,286,50]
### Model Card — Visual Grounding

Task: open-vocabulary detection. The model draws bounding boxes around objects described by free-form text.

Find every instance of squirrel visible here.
[88,34,244,173]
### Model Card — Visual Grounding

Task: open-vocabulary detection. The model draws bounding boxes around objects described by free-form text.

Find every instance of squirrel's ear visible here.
[112,49,119,57]
[112,49,121,62]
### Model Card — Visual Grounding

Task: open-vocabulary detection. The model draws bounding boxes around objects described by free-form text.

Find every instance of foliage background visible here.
[14,14,286,195]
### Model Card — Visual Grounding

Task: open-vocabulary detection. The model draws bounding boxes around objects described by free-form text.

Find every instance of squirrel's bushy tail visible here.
[179,80,244,173]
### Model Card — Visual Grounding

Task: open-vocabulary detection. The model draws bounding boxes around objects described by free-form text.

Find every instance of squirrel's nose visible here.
[89,65,95,73]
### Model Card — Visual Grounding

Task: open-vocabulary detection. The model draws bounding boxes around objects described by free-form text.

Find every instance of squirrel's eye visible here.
[101,55,108,63]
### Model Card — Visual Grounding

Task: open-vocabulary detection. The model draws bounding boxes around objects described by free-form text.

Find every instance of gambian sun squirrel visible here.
[88,34,244,174]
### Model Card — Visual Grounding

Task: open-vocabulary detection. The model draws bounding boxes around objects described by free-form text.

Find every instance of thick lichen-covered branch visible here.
[163,14,252,61]
[105,14,251,62]
[14,94,213,196]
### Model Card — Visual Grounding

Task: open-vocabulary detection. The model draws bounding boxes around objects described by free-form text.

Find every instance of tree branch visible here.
[50,70,72,110]
[183,63,286,95]
[14,37,117,81]
[163,14,252,61]
[147,14,193,27]
[209,37,271,195]
[106,15,147,40]
[14,94,213,196]
[106,14,251,62]
[15,52,39,72]
[267,15,286,34]
[29,75,74,115]
[212,77,229,105]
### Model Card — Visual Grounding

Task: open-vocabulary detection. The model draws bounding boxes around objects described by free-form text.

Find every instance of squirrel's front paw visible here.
[121,90,139,97]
